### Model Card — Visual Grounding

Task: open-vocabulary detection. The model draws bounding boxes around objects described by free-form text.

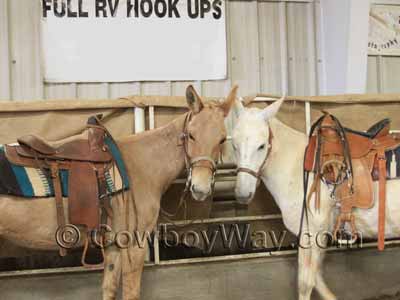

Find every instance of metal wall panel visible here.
[367,55,400,93]
[141,82,171,96]
[287,2,317,96]
[228,1,260,95]
[172,81,198,96]
[109,82,141,98]
[44,83,77,99]
[381,56,400,93]
[258,1,287,94]
[77,83,109,99]
[9,0,43,100]
[0,1,318,101]
[0,0,10,100]
[367,56,379,93]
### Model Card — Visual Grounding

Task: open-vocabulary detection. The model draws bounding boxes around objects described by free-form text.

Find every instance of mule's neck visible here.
[261,118,308,231]
[118,114,187,195]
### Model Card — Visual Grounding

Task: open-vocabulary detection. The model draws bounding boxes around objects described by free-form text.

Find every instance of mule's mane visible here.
[271,117,307,138]
[118,114,184,145]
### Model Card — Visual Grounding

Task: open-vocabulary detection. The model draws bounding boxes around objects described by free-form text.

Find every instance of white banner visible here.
[41,0,226,82]
[369,5,400,55]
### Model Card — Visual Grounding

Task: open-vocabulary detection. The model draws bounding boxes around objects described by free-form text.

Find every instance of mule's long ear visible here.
[186,85,203,114]
[261,95,285,121]
[233,98,245,118]
[221,85,238,117]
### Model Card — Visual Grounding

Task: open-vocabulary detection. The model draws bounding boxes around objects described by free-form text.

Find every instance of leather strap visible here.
[97,166,113,220]
[377,148,387,251]
[50,162,67,257]
[237,126,273,179]
[190,156,217,172]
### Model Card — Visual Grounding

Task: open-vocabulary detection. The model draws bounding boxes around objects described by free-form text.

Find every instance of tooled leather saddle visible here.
[4,115,128,266]
[304,113,400,250]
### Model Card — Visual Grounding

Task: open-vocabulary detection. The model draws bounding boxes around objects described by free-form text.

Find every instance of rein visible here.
[160,112,220,227]
[236,126,274,181]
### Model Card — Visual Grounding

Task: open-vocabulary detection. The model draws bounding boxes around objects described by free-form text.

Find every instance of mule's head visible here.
[185,85,237,201]
[232,97,284,204]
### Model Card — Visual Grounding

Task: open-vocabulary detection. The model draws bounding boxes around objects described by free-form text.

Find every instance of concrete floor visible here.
[1,248,400,300]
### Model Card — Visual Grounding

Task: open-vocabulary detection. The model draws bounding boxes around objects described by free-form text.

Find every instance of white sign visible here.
[41,0,226,82]
[369,5,400,55]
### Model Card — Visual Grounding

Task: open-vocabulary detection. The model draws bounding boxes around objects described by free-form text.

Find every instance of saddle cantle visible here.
[304,114,400,250]
[3,115,129,266]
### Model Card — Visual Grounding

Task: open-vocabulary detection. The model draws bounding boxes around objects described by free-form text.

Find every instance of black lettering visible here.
[140,0,152,17]
[67,0,77,17]
[200,0,210,18]
[54,0,66,17]
[96,0,107,17]
[78,0,89,17]
[168,0,180,17]
[212,0,222,19]
[127,0,135,17]
[187,0,198,18]
[108,0,119,17]
[42,0,52,18]
[154,0,167,17]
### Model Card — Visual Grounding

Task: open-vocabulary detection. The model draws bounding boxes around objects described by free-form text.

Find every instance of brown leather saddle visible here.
[304,114,400,250]
[5,115,116,266]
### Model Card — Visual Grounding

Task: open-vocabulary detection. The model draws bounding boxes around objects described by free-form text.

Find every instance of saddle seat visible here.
[322,121,392,159]
[304,114,400,251]
[345,118,391,139]
[16,131,112,163]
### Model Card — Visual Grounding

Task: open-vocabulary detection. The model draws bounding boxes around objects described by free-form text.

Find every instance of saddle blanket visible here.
[385,146,400,179]
[0,136,130,198]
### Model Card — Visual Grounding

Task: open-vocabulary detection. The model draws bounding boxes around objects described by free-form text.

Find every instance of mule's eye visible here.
[189,133,195,141]
[220,137,227,145]
[258,144,266,151]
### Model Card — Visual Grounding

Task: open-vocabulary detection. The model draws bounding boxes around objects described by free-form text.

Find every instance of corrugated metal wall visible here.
[0,0,318,101]
[367,55,400,93]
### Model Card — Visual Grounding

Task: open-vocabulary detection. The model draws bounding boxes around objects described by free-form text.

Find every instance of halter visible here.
[237,126,273,180]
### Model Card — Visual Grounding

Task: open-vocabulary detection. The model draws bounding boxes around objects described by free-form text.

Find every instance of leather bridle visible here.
[180,112,218,190]
[237,126,273,180]
[160,112,221,224]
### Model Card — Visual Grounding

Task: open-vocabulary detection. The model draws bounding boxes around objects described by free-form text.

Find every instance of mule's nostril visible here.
[191,184,199,194]
[191,184,207,194]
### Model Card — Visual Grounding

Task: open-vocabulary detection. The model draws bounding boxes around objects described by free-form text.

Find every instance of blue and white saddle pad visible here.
[0,136,130,198]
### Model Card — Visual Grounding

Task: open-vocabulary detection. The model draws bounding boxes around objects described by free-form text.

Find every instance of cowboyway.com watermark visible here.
[55,223,364,253]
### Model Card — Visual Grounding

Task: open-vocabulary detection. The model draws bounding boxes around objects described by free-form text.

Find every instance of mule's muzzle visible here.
[235,191,254,204]
[190,183,211,201]
[235,171,258,204]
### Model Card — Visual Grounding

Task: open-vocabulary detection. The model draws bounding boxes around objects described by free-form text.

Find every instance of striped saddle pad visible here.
[0,136,130,198]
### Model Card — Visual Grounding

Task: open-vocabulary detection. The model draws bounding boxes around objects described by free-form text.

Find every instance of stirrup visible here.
[81,236,105,269]
[335,229,358,245]
[333,214,359,246]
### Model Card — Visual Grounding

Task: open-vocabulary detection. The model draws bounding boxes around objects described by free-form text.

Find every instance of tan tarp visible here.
[1,94,400,257]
